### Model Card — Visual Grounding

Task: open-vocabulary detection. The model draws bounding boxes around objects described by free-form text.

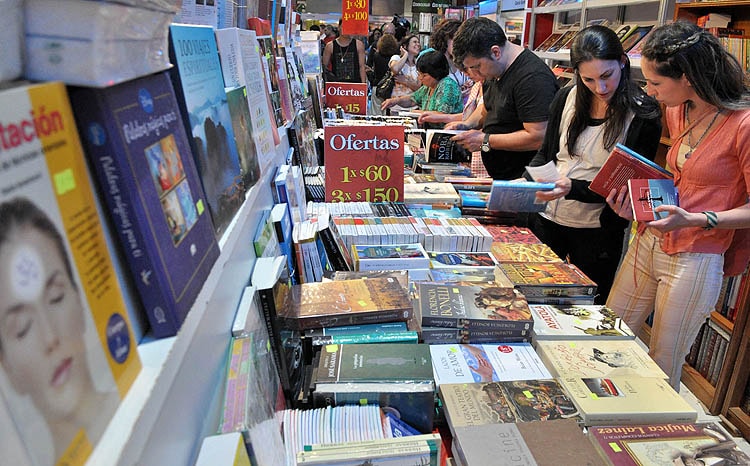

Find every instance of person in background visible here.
[381,49,462,127]
[322,19,366,83]
[524,25,662,305]
[606,21,750,390]
[368,34,400,115]
[430,18,474,105]
[382,34,421,114]
[448,17,559,180]
[381,22,396,37]
[366,28,382,56]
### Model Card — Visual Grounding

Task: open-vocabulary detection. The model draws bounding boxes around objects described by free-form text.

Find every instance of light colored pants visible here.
[370,93,384,115]
[606,229,724,390]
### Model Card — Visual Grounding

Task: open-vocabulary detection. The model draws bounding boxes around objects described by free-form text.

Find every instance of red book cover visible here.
[484,225,543,244]
[627,178,679,222]
[589,143,672,198]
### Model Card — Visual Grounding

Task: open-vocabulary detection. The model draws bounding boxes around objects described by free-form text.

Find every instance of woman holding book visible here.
[0,198,120,464]
[524,25,662,305]
[606,21,750,390]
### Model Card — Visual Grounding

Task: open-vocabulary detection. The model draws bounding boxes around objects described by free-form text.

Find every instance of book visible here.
[416,282,533,333]
[0,81,142,466]
[558,375,697,426]
[588,143,672,198]
[528,304,636,340]
[486,180,555,212]
[613,23,639,44]
[326,270,410,290]
[351,243,430,272]
[490,242,562,263]
[626,28,654,59]
[311,210,352,272]
[279,277,414,331]
[425,130,472,164]
[421,326,530,344]
[168,23,245,238]
[429,343,551,386]
[452,419,606,466]
[534,32,564,52]
[313,344,435,433]
[439,380,579,429]
[225,86,262,190]
[427,266,512,285]
[296,440,434,465]
[68,71,221,338]
[535,339,668,379]
[627,178,679,221]
[304,322,418,346]
[620,24,654,53]
[484,225,542,244]
[292,219,327,283]
[270,202,298,284]
[403,182,461,206]
[195,432,252,466]
[253,208,281,258]
[497,262,598,299]
[428,251,498,268]
[589,421,750,466]
[547,30,578,53]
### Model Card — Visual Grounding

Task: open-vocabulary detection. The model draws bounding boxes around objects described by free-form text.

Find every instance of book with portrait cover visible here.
[416,282,533,333]
[69,71,221,339]
[535,339,667,379]
[279,277,413,330]
[627,178,679,221]
[168,23,245,238]
[588,421,750,466]
[0,81,141,466]
[425,130,472,163]
[497,262,598,299]
[528,304,636,340]
[487,180,555,213]
[490,242,562,263]
[588,143,672,198]
[559,375,697,426]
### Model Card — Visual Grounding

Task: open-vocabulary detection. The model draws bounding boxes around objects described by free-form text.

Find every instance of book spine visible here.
[421,316,532,332]
[310,331,419,346]
[257,288,292,393]
[296,308,412,331]
[318,226,349,271]
[515,285,597,298]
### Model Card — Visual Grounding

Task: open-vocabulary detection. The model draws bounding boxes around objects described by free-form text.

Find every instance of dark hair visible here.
[377,34,399,58]
[567,25,660,153]
[399,34,419,51]
[309,24,320,31]
[430,18,461,54]
[417,49,450,81]
[642,21,750,110]
[452,17,507,69]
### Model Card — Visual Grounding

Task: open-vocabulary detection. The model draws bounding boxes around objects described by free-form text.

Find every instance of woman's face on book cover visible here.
[0,226,89,421]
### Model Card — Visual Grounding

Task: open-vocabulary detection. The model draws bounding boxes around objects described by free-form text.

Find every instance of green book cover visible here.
[316,343,433,384]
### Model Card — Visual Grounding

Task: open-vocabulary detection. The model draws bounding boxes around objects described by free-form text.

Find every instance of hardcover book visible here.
[453,419,606,466]
[558,375,697,426]
[0,81,142,466]
[429,343,551,386]
[588,421,750,466]
[439,380,579,429]
[416,282,533,333]
[528,304,636,340]
[168,23,245,238]
[425,130,472,163]
[352,243,430,272]
[69,71,221,338]
[487,180,555,212]
[535,339,668,379]
[588,143,672,198]
[490,242,562,263]
[628,178,679,221]
[279,277,413,330]
[497,262,598,299]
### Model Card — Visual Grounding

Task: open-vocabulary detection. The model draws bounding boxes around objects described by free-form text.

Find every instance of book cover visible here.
[270,202,298,285]
[275,56,295,125]
[0,81,141,466]
[311,211,352,272]
[280,277,413,330]
[621,24,654,53]
[628,178,679,221]
[534,32,564,52]
[416,282,533,332]
[429,343,551,386]
[528,304,636,340]
[487,180,555,213]
[453,419,606,466]
[352,243,430,272]
[69,71,221,339]
[195,432,252,466]
[253,208,281,258]
[588,421,750,466]
[420,326,530,344]
[425,130,472,164]
[484,225,542,244]
[547,30,578,53]
[458,189,489,208]
[497,262,598,298]
[614,23,639,44]
[428,251,498,268]
[327,270,410,290]
[225,86,262,190]
[626,28,654,59]
[490,242,562,263]
[168,23,245,238]
[535,339,668,379]
[427,266,511,284]
[403,182,461,206]
[439,380,579,428]
[256,35,285,129]
[558,376,697,426]
[589,143,672,198]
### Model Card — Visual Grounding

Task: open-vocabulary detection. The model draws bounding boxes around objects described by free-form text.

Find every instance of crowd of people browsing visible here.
[310,17,750,391]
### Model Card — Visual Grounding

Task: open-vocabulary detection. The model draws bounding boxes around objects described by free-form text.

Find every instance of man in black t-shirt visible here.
[447,18,558,180]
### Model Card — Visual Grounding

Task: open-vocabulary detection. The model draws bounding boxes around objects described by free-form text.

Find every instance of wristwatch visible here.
[481,133,491,153]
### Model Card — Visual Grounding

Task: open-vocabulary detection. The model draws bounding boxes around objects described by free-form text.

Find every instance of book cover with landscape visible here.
[225,86,261,190]
[589,143,672,198]
[528,304,635,340]
[69,71,221,338]
[487,180,555,212]
[168,23,245,238]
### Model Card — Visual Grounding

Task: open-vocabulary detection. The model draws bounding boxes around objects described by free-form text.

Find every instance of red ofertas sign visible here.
[324,124,405,203]
[325,82,368,115]
[341,0,369,36]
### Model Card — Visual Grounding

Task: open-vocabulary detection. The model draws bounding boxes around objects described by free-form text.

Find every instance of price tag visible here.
[324,125,405,203]
[325,82,368,115]
[341,0,369,35]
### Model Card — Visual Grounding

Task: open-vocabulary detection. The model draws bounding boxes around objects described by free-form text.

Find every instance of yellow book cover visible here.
[0,82,141,465]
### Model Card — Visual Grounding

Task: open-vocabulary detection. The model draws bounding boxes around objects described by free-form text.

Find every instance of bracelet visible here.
[702,211,718,230]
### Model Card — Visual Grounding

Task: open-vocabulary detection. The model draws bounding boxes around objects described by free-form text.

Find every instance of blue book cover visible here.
[168,23,245,238]
[69,71,220,338]
[628,178,679,221]
[271,202,299,285]
[487,180,555,212]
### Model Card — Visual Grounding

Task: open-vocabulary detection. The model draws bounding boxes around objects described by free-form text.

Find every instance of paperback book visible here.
[486,180,555,212]
[427,251,498,268]
[588,143,672,198]
[425,130,472,163]
[403,182,461,206]
[497,262,598,299]
[351,243,430,272]
[490,242,562,263]
[420,327,530,345]
[484,225,542,244]
[69,71,221,338]
[528,304,636,340]
[628,178,679,221]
